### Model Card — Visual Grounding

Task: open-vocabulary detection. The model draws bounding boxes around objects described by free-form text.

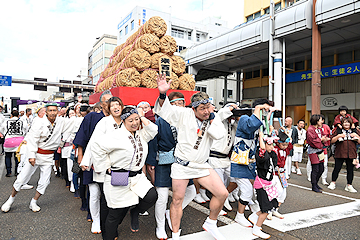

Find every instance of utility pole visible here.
[311,0,321,114]
[268,0,275,101]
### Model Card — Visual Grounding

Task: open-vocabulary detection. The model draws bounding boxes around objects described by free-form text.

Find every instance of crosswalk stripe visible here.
[263,200,360,232]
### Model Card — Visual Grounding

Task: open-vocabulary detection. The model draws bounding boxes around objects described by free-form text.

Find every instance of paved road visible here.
[1,154,359,240]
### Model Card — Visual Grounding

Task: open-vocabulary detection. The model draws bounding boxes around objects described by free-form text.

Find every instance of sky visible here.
[0,0,244,100]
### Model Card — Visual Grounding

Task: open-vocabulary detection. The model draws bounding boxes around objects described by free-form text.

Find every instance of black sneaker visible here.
[5,173,11,177]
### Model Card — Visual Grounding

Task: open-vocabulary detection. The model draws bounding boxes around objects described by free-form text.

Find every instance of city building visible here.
[88,34,117,85]
[185,0,360,125]
[116,6,233,108]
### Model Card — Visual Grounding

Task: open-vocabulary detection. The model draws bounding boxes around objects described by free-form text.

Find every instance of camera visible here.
[231,108,253,117]
[273,110,282,118]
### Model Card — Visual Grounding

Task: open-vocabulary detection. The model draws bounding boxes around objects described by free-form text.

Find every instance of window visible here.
[188,32,192,40]
[295,61,304,71]
[131,20,134,30]
[196,33,200,42]
[125,25,128,35]
[253,70,260,78]
[338,51,352,64]
[104,58,110,66]
[105,43,116,52]
[245,71,252,79]
[171,28,185,39]
[178,46,186,52]
[120,30,123,37]
[264,7,270,14]
[246,15,254,22]
[262,68,269,76]
[254,11,261,19]
[322,55,333,66]
[196,86,207,92]
[222,89,233,98]
[275,3,281,11]
[355,50,360,61]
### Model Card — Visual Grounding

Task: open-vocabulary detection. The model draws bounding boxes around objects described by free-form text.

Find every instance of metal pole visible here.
[282,38,286,120]
[268,0,275,101]
[224,75,228,105]
[311,0,321,114]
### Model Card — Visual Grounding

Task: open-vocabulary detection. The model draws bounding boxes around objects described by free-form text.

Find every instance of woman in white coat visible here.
[91,106,158,240]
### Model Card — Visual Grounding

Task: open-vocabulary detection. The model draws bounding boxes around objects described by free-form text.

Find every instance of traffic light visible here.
[34,78,47,91]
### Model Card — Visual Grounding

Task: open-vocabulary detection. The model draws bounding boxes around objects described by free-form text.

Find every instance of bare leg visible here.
[294,161,299,169]
[237,202,246,213]
[170,179,189,233]
[256,212,268,227]
[227,182,237,193]
[11,187,18,198]
[197,169,228,220]
[193,179,201,194]
[33,191,42,201]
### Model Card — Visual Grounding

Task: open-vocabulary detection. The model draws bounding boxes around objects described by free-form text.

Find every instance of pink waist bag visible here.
[4,137,24,148]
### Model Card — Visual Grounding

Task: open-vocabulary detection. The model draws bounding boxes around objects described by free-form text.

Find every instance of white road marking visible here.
[287,183,359,201]
[298,166,360,179]
[263,200,360,232]
[169,223,258,240]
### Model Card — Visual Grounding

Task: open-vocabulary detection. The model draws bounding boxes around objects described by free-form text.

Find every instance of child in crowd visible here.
[270,130,292,220]
[333,106,358,141]
[253,130,279,239]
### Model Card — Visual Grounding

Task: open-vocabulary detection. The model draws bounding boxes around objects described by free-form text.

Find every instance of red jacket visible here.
[273,143,293,169]
[333,114,358,127]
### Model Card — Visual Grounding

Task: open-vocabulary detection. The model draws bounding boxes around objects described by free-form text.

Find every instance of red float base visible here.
[89,86,198,106]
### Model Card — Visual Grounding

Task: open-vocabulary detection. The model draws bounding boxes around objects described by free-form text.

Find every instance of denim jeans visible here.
[5,152,17,175]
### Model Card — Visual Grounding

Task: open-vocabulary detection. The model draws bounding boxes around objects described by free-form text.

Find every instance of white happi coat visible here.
[0,117,29,152]
[61,116,83,159]
[26,116,75,165]
[208,107,237,169]
[91,122,158,208]
[81,115,122,183]
[154,97,225,179]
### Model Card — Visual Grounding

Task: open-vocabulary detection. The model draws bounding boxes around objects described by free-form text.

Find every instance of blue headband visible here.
[192,99,210,108]
[137,101,150,108]
[170,98,185,103]
[120,108,139,120]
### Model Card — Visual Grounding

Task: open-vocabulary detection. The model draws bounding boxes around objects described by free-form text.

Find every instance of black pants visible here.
[98,182,109,240]
[332,158,354,184]
[5,152,17,175]
[105,187,158,240]
[311,162,324,190]
[60,157,70,186]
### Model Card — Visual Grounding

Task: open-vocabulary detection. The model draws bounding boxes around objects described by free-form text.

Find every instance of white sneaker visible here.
[248,212,258,225]
[171,230,181,240]
[235,212,252,227]
[307,177,311,182]
[202,217,226,240]
[199,189,210,202]
[1,197,15,213]
[273,209,284,219]
[156,227,168,240]
[194,193,206,204]
[165,209,173,231]
[21,184,34,190]
[91,220,101,234]
[296,168,302,175]
[253,225,270,239]
[218,209,227,216]
[345,185,357,193]
[328,182,336,190]
[228,192,235,202]
[139,211,149,216]
[267,211,273,220]
[291,166,296,174]
[322,179,329,186]
[29,199,41,212]
[224,197,232,211]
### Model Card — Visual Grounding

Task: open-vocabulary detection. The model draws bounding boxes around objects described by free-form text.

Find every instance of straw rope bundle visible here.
[178,74,195,91]
[110,62,122,75]
[113,44,125,56]
[160,35,177,55]
[101,68,111,79]
[171,56,186,74]
[115,68,141,87]
[140,69,158,88]
[134,34,160,54]
[150,52,166,69]
[115,45,132,63]
[169,72,179,89]
[122,49,151,69]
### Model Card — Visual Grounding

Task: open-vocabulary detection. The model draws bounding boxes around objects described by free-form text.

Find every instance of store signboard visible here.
[306,93,356,111]
[286,62,360,83]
